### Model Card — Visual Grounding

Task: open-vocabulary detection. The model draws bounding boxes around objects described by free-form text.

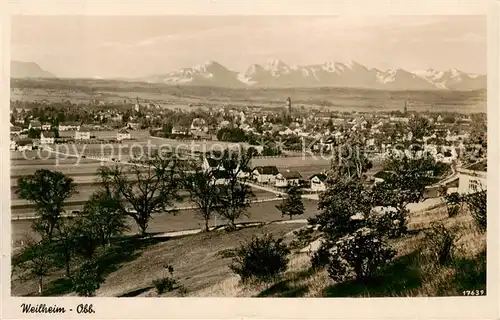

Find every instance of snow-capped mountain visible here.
[139,59,486,90]
[140,60,243,87]
[413,68,486,90]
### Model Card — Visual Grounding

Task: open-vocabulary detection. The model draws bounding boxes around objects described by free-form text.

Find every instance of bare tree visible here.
[182,159,220,232]
[215,149,254,230]
[98,152,181,236]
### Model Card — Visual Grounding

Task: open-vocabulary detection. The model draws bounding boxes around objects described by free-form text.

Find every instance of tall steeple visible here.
[286,97,292,115]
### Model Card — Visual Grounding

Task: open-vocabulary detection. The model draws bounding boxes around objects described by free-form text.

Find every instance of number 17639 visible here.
[463,290,485,296]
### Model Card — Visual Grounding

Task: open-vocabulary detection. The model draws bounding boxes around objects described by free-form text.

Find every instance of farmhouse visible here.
[117,129,131,141]
[275,170,301,188]
[457,160,487,195]
[41,123,52,131]
[310,174,327,192]
[40,131,55,145]
[252,166,279,184]
[75,130,91,140]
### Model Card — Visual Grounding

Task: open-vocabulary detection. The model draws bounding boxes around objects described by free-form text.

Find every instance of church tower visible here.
[286,97,292,115]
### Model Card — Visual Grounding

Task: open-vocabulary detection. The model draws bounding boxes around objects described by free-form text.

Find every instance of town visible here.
[10,89,487,298]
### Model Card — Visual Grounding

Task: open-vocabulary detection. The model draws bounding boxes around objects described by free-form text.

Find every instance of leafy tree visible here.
[371,155,439,237]
[327,227,396,282]
[72,260,103,297]
[17,170,77,241]
[276,185,305,220]
[311,175,372,238]
[229,234,290,284]
[409,116,434,141]
[332,133,372,179]
[81,189,129,247]
[27,128,42,139]
[52,217,78,278]
[182,161,220,232]
[463,186,487,232]
[12,238,54,295]
[99,152,181,236]
[215,149,254,230]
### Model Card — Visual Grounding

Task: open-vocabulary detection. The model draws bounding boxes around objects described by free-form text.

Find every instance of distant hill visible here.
[10,61,56,78]
[137,58,486,91]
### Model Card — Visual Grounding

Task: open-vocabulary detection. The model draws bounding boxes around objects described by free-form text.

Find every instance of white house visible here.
[10,140,17,150]
[117,129,131,141]
[310,174,327,192]
[457,160,487,195]
[252,166,279,184]
[40,131,55,145]
[41,123,52,131]
[275,170,301,188]
[75,131,91,140]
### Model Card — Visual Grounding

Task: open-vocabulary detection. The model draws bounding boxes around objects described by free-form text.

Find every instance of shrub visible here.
[326,227,396,282]
[444,192,463,217]
[153,265,177,294]
[72,260,102,297]
[464,190,486,232]
[310,242,331,270]
[289,226,315,250]
[230,234,290,283]
[423,223,458,266]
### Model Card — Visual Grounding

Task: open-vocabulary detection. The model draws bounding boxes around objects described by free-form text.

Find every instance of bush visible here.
[289,226,315,250]
[72,260,102,297]
[464,190,486,232]
[152,265,176,294]
[230,234,290,283]
[326,227,396,282]
[444,192,463,217]
[423,223,458,266]
[310,242,331,270]
[367,208,408,239]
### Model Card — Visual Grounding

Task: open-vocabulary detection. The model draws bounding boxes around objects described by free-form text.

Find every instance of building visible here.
[28,120,42,130]
[310,174,327,192]
[252,166,279,183]
[286,97,292,115]
[172,126,190,135]
[17,139,33,151]
[41,123,52,131]
[10,126,23,137]
[58,122,81,131]
[117,129,131,141]
[127,122,141,130]
[457,160,487,195]
[40,131,55,144]
[75,130,91,140]
[10,139,17,150]
[275,170,301,188]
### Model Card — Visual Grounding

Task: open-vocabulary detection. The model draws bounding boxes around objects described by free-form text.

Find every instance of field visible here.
[11,78,486,113]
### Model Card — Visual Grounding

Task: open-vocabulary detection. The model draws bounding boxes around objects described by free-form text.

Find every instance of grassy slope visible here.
[11,204,486,297]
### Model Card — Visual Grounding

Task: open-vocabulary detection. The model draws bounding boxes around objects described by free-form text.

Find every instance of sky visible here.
[11,15,487,78]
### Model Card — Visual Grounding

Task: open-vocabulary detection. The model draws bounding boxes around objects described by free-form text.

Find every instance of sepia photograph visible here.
[1,2,498,319]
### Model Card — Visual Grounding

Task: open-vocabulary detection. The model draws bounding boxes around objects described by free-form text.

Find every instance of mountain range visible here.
[139,59,486,90]
[10,59,486,90]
